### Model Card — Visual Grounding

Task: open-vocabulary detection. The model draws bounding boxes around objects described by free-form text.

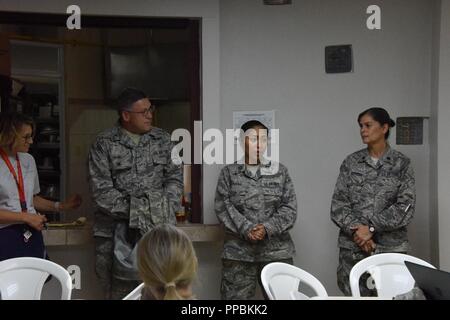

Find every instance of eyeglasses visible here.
[126,105,155,117]
[21,134,34,142]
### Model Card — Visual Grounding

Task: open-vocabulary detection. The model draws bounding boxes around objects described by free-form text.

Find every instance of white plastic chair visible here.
[0,257,72,300]
[123,282,145,300]
[261,262,328,300]
[349,253,436,298]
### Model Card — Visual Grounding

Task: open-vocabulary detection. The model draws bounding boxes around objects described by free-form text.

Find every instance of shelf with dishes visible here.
[36,153,60,173]
[37,169,60,178]
[32,121,60,150]
[35,117,59,124]
[35,143,60,149]
[40,185,59,197]
[8,39,65,222]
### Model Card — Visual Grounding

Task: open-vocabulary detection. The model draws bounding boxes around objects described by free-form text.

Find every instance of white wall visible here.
[437,0,450,271]
[220,0,433,295]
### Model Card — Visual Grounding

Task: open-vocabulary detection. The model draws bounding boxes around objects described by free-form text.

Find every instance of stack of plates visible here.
[40,125,59,136]
[38,157,55,170]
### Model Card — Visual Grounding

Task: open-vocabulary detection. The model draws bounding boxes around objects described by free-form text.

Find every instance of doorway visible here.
[0,11,203,223]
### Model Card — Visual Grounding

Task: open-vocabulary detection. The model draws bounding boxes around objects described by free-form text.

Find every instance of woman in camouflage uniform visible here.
[215,120,297,300]
[331,107,416,296]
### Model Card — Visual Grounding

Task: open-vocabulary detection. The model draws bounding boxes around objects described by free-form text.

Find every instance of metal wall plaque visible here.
[325,45,353,73]
[396,117,423,145]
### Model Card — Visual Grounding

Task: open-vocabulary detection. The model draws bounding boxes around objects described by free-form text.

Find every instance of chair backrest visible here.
[349,253,436,298]
[0,257,72,300]
[123,282,145,300]
[261,262,328,300]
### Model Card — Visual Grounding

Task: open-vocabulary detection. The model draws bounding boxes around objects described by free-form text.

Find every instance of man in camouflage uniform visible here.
[215,120,297,300]
[88,88,183,299]
[331,145,415,296]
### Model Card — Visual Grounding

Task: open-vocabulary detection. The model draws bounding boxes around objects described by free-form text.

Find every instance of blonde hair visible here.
[137,224,198,300]
[0,112,34,149]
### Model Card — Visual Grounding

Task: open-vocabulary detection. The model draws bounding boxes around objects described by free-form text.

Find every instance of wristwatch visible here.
[369,225,375,233]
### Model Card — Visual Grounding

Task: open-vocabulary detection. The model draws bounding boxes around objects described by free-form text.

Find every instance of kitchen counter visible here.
[43,223,93,246]
[42,222,224,246]
[177,223,224,242]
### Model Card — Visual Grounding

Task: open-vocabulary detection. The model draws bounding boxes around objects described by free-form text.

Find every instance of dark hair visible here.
[357,107,395,139]
[116,87,147,113]
[241,120,268,133]
[0,112,35,149]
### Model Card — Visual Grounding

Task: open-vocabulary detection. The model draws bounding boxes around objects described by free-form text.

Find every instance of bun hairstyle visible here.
[358,107,395,139]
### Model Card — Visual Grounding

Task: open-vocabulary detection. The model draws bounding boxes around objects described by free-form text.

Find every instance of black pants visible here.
[0,224,46,261]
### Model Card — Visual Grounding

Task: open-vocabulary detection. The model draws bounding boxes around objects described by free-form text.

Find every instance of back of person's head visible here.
[0,112,34,149]
[137,224,198,300]
[116,87,147,114]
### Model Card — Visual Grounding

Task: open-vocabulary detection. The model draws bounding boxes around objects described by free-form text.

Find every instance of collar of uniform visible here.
[357,144,394,166]
[260,157,271,168]
[237,158,273,179]
[237,158,271,170]
[378,144,395,165]
[110,124,132,146]
[111,122,159,146]
[236,160,257,179]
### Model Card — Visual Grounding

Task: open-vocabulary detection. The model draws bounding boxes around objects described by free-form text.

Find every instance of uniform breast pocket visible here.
[263,188,283,205]
[230,187,261,210]
[148,155,167,180]
[349,170,365,185]
[349,186,364,205]
[379,177,401,201]
[230,190,245,205]
[152,155,167,168]
[111,155,134,187]
[111,156,133,173]
[348,170,365,196]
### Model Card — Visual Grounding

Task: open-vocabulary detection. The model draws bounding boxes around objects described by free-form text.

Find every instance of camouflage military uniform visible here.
[88,124,183,299]
[215,161,297,300]
[330,145,415,296]
[393,286,427,300]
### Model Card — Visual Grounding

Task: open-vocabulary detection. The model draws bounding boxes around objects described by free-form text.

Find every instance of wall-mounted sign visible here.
[396,117,424,145]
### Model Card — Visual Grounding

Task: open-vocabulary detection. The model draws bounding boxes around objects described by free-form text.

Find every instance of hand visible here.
[248,224,266,241]
[248,231,259,242]
[361,239,377,254]
[22,212,47,231]
[252,224,266,240]
[351,225,373,247]
[60,194,82,211]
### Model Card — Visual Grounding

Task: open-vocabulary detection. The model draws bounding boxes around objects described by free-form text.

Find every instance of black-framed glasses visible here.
[126,105,156,117]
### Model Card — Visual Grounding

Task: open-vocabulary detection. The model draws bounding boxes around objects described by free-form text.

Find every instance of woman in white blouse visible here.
[0,112,81,261]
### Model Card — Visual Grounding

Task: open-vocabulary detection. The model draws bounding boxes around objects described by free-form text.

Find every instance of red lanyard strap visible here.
[0,148,27,211]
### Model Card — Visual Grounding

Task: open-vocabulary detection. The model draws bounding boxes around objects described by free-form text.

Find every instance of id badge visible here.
[23,230,32,242]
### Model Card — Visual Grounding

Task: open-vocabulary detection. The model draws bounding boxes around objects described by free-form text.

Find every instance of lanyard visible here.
[0,148,27,211]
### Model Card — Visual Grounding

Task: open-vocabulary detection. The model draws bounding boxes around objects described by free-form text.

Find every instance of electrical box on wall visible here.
[396,117,424,145]
[325,45,353,73]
